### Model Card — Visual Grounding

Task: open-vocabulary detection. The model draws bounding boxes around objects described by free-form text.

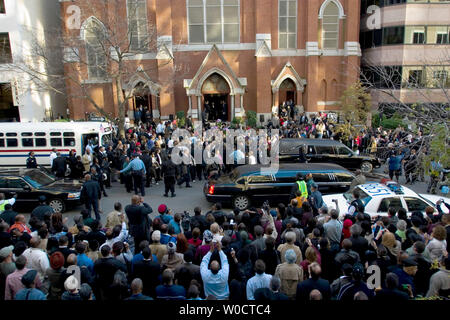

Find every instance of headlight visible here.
[67,192,80,199]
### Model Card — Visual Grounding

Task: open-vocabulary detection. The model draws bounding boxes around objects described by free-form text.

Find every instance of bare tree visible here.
[0,0,184,136]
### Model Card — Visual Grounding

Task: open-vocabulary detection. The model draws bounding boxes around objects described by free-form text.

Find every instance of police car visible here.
[322,181,450,219]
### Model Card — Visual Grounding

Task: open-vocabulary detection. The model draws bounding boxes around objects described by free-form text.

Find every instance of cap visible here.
[402,257,418,267]
[21,270,37,287]
[158,204,168,214]
[0,245,13,259]
[352,263,365,276]
[167,241,176,253]
[151,230,161,242]
[50,251,65,270]
[64,275,79,291]
[203,230,213,243]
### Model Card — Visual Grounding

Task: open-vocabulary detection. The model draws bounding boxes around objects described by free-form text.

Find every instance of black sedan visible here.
[0,168,83,213]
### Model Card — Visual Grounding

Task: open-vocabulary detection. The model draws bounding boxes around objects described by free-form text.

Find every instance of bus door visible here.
[81,133,99,154]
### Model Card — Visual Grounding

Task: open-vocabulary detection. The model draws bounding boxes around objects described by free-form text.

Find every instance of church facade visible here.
[60,0,361,123]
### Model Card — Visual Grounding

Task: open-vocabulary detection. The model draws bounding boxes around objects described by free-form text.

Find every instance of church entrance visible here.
[201,73,230,121]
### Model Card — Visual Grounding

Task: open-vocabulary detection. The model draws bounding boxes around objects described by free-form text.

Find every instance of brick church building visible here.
[60,0,361,123]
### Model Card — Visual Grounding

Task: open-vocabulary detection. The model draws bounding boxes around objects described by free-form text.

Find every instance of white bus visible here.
[0,121,113,167]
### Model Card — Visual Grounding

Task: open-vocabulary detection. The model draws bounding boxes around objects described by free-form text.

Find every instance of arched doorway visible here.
[132,82,154,121]
[279,78,297,107]
[201,73,230,121]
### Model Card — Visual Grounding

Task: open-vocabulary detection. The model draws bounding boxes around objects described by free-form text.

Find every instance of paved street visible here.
[21,162,435,227]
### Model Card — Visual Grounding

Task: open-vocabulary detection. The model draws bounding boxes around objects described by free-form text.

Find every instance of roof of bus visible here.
[0,122,111,132]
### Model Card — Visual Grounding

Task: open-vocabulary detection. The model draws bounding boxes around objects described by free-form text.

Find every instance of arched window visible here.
[279,0,297,49]
[127,0,149,51]
[187,0,240,44]
[83,18,107,79]
[320,0,340,49]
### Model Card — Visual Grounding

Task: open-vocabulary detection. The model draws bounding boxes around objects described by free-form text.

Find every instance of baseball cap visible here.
[203,230,213,243]
[50,251,65,270]
[21,270,37,287]
[402,257,418,267]
[167,241,176,253]
[0,245,13,260]
[151,230,161,242]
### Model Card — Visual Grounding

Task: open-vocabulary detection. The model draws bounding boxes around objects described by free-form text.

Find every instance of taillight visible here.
[208,185,214,195]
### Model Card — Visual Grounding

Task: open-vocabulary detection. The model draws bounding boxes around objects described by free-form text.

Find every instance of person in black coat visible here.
[52,152,67,179]
[130,246,160,298]
[30,196,54,222]
[93,245,128,301]
[140,150,152,188]
[296,263,331,300]
[80,174,102,220]
[71,156,85,180]
[125,195,153,253]
[162,156,177,197]
[26,152,38,168]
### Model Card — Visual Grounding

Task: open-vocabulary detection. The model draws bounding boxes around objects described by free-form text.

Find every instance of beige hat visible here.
[64,275,79,292]
[152,230,161,242]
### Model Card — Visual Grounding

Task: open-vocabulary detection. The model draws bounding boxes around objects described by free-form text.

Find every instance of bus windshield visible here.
[23,170,55,188]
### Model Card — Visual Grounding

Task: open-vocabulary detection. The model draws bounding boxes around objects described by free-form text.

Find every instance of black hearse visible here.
[204,163,355,210]
[279,138,381,173]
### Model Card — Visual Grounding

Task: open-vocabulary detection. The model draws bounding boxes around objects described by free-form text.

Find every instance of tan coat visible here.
[275,262,304,299]
[277,243,303,265]
[82,154,91,173]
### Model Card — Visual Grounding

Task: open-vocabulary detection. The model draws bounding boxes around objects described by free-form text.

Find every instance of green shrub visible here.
[176,111,186,127]
[246,110,257,128]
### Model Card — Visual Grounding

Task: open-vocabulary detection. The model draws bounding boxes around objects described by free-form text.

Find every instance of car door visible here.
[273,173,297,203]
[5,177,36,209]
[376,197,405,216]
[0,177,12,199]
[403,197,431,215]
[335,145,357,169]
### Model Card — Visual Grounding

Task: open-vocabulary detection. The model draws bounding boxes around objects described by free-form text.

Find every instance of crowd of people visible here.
[3,111,447,301]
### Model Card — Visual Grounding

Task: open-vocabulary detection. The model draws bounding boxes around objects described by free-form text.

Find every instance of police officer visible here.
[290,173,308,201]
[26,152,38,168]
[120,153,146,196]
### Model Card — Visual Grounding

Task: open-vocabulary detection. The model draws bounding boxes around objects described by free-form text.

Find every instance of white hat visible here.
[64,275,79,291]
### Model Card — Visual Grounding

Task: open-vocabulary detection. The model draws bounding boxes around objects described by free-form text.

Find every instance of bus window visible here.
[0,139,4,147]
[63,132,75,137]
[0,133,3,136]
[50,132,61,136]
[22,138,34,147]
[35,132,46,136]
[21,132,33,137]
[35,138,46,147]
[6,133,17,137]
[64,138,75,147]
[50,138,62,147]
[6,139,18,147]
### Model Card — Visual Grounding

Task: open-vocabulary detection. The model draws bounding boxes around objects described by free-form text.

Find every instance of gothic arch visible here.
[80,16,108,39]
[318,0,345,19]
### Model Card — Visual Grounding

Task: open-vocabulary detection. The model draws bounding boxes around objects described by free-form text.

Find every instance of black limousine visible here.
[279,138,381,173]
[204,163,355,210]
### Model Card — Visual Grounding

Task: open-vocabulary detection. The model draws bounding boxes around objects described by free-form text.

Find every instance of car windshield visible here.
[23,170,55,188]
[343,187,372,205]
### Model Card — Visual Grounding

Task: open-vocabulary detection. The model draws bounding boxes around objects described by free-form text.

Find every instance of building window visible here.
[403,68,425,88]
[383,26,404,45]
[321,1,340,49]
[405,26,425,44]
[279,0,297,49]
[187,0,240,44]
[0,0,5,14]
[0,33,12,63]
[432,69,449,88]
[83,19,107,79]
[127,0,148,51]
[427,26,449,44]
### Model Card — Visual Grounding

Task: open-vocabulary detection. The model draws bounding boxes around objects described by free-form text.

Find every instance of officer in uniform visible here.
[290,173,308,201]
[120,153,146,196]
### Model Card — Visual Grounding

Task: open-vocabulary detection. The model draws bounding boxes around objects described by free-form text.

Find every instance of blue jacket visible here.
[388,154,405,171]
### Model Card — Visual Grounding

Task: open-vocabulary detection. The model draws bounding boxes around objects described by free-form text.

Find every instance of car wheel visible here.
[49,198,66,213]
[233,195,250,210]
[361,161,373,173]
